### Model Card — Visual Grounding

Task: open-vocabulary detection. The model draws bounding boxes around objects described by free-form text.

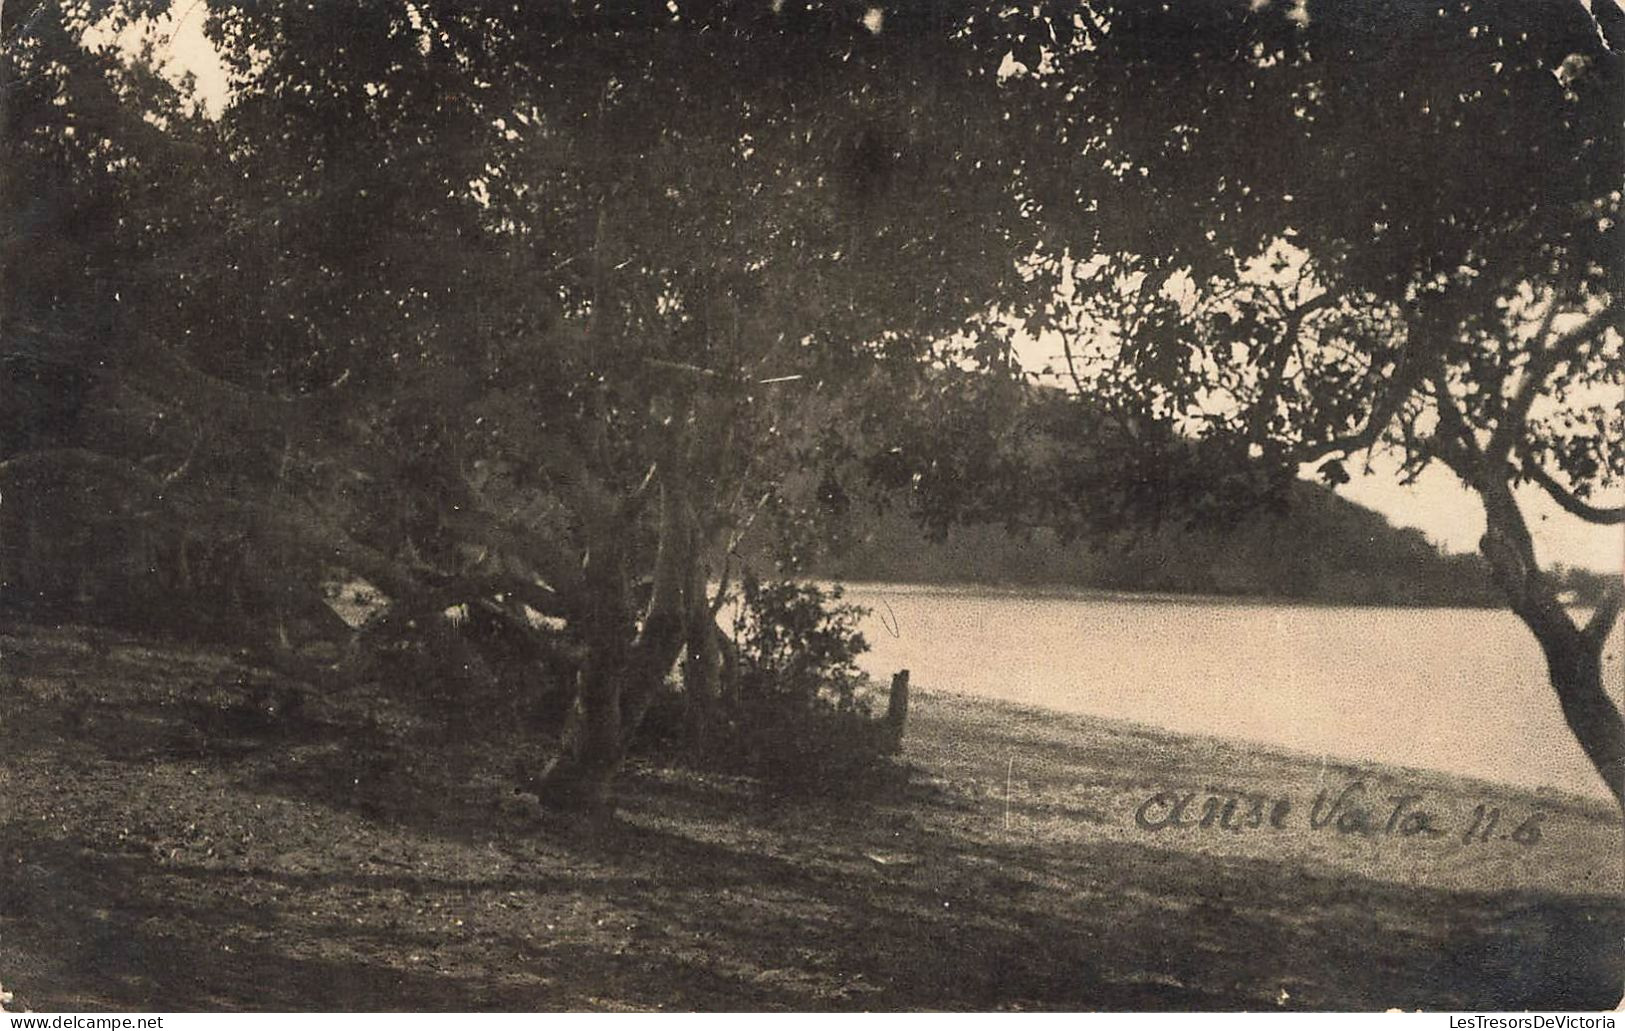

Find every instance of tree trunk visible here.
[537,484,695,812]
[681,551,723,752]
[538,652,633,812]
[1539,630,1624,810]
[1478,482,1625,813]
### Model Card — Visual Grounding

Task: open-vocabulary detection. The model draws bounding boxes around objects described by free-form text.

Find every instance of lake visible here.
[836,583,1624,801]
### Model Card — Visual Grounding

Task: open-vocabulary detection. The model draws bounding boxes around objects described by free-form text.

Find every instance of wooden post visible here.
[885,669,910,753]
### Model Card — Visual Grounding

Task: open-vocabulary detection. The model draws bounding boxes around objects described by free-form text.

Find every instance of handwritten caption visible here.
[1134,781,1548,846]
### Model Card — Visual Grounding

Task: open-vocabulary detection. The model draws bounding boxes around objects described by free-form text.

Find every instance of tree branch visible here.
[1584,586,1623,648]
[1482,297,1620,465]
[1293,323,1422,466]
[1591,0,1625,52]
[1249,291,1332,439]
[1520,456,1625,525]
[1427,368,1487,484]
[440,504,583,602]
[1057,324,1090,398]
[11,320,349,443]
[1486,300,1563,462]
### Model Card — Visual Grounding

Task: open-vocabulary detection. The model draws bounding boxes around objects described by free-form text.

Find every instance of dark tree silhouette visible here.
[1026,0,1624,809]
[6,0,1618,810]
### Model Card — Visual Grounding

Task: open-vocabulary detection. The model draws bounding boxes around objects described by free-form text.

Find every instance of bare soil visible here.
[1,621,1620,1011]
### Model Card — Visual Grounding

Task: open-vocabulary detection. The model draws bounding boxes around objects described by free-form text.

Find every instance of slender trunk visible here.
[717,625,741,708]
[1478,482,1625,813]
[538,484,694,812]
[681,549,723,752]
[539,649,632,812]
[619,486,695,738]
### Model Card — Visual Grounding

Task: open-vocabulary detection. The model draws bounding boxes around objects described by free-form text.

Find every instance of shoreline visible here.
[826,578,1542,613]
[2,621,1621,1011]
[909,686,1622,820]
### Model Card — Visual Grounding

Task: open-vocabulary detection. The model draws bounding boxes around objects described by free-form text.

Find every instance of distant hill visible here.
[805,480,1511,608]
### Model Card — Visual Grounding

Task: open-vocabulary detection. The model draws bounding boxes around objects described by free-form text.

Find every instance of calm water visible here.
[838,584,1624,800]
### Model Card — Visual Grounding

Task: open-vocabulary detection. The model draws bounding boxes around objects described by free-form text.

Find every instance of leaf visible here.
[1317,458,1351,487]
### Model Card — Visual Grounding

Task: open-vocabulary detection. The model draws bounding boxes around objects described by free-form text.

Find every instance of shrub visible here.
[363,601,578,732]
[730,575,872,717]
[640,575,900,796]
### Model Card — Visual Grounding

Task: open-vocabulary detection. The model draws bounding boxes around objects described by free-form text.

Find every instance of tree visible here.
[8,1,1147,810]
[0,1,284,633]
[15,0,1616,814]
[192,1,1073,808]
[1024,0,1624,809]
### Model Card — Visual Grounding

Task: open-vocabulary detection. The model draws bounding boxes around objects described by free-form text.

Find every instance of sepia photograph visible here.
[1,0,1622,1014]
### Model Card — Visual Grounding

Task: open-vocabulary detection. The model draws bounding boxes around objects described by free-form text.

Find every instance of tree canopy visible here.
[5,0,1620,808]
[1022,0,1624,805]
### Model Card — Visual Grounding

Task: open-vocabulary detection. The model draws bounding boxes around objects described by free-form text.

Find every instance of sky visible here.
[1017,335,1621,573]
[141,5,225,93]
[133,6,1623,573]
[1325,456,1618,573]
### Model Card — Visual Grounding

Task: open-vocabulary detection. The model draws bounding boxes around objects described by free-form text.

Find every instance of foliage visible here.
[0,5,353,643]
[10,0,1155,805]
[1550,566,1625,610]
[810,480,1504,607]
[8,0,1622,807]
[638,575,889,795]
[730,576,872,716]
[722,576,893,795]
[363,603,577,726]
[1016,0,1625,805]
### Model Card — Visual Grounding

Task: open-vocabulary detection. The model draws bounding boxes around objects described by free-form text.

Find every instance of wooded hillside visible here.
[806,482,1511,607]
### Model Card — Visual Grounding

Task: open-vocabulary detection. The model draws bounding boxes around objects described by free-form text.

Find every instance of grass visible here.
[1,620,1621,1011]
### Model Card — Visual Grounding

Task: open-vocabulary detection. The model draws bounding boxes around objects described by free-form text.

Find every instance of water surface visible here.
[839,584,1623,800]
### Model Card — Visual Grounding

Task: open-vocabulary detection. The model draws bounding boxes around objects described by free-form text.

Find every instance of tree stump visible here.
[885,669,910,753]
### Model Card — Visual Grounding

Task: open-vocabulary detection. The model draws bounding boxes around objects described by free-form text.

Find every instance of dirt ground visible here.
[1,620,1621,1011]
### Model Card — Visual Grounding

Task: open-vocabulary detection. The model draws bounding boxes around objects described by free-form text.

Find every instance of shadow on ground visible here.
[1,622,1620,1011]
